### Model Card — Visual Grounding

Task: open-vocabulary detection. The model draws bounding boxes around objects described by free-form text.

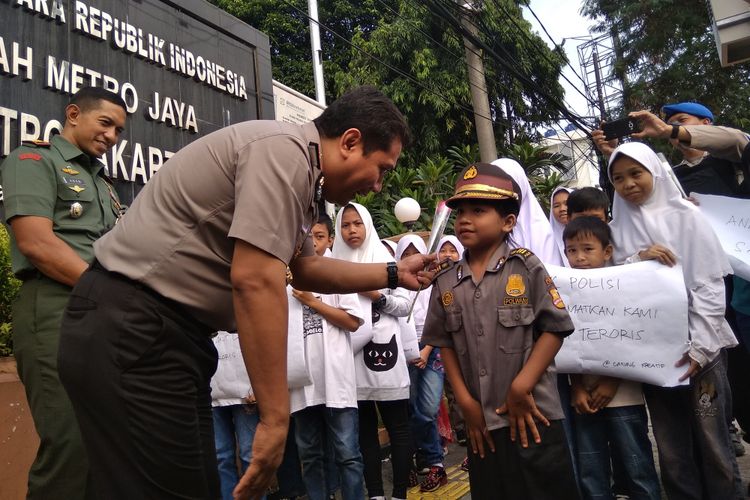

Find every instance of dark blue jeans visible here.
[212,405,263,500]
[644,353,743,499]
[574,404,660,500]
[293,405,364,500]
[408,346,444,467]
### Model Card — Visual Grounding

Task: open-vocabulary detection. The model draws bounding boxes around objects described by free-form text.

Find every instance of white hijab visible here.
[491,158,564,265]
[549,186,574,266]
[608,142,731,289]
[381,239,398,257]
[437,235,465,260]
[395,234,427,260]
[333,203,393,264]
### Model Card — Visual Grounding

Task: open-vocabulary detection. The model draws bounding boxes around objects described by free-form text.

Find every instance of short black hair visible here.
[490,198,521,218]
[563,216,612,248]
[316,213,334,236]
[567,187,610,217]
[314,86,411,154]
[69,86,127,113]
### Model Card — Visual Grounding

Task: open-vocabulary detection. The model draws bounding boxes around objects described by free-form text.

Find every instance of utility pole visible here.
[459,2,497,162]
[307,0,335,218]
[308,0,326,106]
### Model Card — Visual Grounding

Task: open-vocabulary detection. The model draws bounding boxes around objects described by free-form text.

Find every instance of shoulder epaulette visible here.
[509,248,534,259]
[21,140,51,148]
[434,258,456,278]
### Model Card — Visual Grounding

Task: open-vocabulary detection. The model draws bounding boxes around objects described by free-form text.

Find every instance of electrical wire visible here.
[426,0,591,136]
[483,0,594,107]
[278,0,510,127]
[522,2,590,88]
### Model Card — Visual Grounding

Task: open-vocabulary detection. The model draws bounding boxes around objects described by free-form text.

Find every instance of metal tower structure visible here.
[576,33,624,122]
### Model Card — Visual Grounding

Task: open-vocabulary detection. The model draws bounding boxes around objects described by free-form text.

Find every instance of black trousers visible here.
[58,265,219,500]
[467,420,579,500]
[358,399,412,498]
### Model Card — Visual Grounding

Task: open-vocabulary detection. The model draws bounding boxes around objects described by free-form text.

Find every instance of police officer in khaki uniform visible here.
[55,86,433,500]
[1,87,126,499]
[421,163,578,499]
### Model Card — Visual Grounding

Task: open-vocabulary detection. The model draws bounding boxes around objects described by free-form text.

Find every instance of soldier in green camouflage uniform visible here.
[0,87,126,499]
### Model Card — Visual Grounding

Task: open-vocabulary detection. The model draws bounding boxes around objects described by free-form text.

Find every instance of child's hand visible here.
[458,395,495,458]
[592,126,618,157]
[590,377,620,411]
[496,381,550,448]
[291,289,318,306]
[571,382,595,415]
[638,245,677,266]
[676,353,702,381]
[410,358,427,369]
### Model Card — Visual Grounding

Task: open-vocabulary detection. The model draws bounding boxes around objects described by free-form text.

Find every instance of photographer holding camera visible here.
[593,102,749,197]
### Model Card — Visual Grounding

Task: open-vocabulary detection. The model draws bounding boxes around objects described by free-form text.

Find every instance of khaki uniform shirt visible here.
[95,120,320,330]
[421,243,574,430]
[1,135,121,275]
[682,125,749,163]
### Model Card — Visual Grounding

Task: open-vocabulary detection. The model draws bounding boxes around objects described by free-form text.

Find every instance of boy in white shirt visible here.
[289,215,367,500]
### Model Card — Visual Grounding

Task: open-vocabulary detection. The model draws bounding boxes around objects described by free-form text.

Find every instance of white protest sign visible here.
[692,193,750,281]
[548,261,689,387]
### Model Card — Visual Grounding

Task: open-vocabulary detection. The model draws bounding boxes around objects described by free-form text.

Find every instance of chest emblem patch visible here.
[506,274,525,297]
[68,185,85,194]
[442,291,454,307]
[549,288,566,309]
[69,202,83,218]
[62,166,80,175]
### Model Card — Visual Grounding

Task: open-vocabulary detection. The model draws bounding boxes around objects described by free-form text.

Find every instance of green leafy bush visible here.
[0,225,20,357]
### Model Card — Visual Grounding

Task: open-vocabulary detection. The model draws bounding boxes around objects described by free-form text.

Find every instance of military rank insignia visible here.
[441,291,454,307]
[549,287,566,309]
[505,274,525,297]
[62,166,80,175]
[544,276,554,286]
[19,153,41,161]
[463,165,477,180]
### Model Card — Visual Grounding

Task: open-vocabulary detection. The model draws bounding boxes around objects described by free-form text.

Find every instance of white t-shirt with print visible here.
[290,291,364,413]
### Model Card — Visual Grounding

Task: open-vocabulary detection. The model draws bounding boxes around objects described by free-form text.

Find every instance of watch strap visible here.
[670,124,681,139]
[387,262,399,289]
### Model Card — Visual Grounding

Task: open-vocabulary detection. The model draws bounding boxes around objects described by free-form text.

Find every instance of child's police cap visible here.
[446,163,522,209]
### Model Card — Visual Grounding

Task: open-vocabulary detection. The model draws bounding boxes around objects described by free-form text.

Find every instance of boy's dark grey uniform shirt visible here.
[421,242,575,430]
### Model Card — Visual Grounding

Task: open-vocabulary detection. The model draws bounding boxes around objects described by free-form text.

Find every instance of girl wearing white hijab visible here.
[608,142,740,499]
[381,238,398,258]
[396,235,448,489]
[333,203,413,500]
[549,186,573,265]
[436,235,464,263]
[491,158,564,265]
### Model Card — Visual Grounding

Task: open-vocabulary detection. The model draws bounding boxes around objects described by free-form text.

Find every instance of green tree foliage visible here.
[0,225,20,356]
[358,140,566,236]
[581,0,750,130]
[211,0,568,159]
[211,0,385,100]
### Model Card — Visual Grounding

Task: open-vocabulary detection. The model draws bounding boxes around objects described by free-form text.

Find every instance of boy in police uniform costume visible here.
[0,87,126,499]
[421,163,578,499]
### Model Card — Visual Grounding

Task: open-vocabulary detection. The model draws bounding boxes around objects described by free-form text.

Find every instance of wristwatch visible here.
[670,124,681,139]
[374,294,387,311]
[387,261,399,289]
